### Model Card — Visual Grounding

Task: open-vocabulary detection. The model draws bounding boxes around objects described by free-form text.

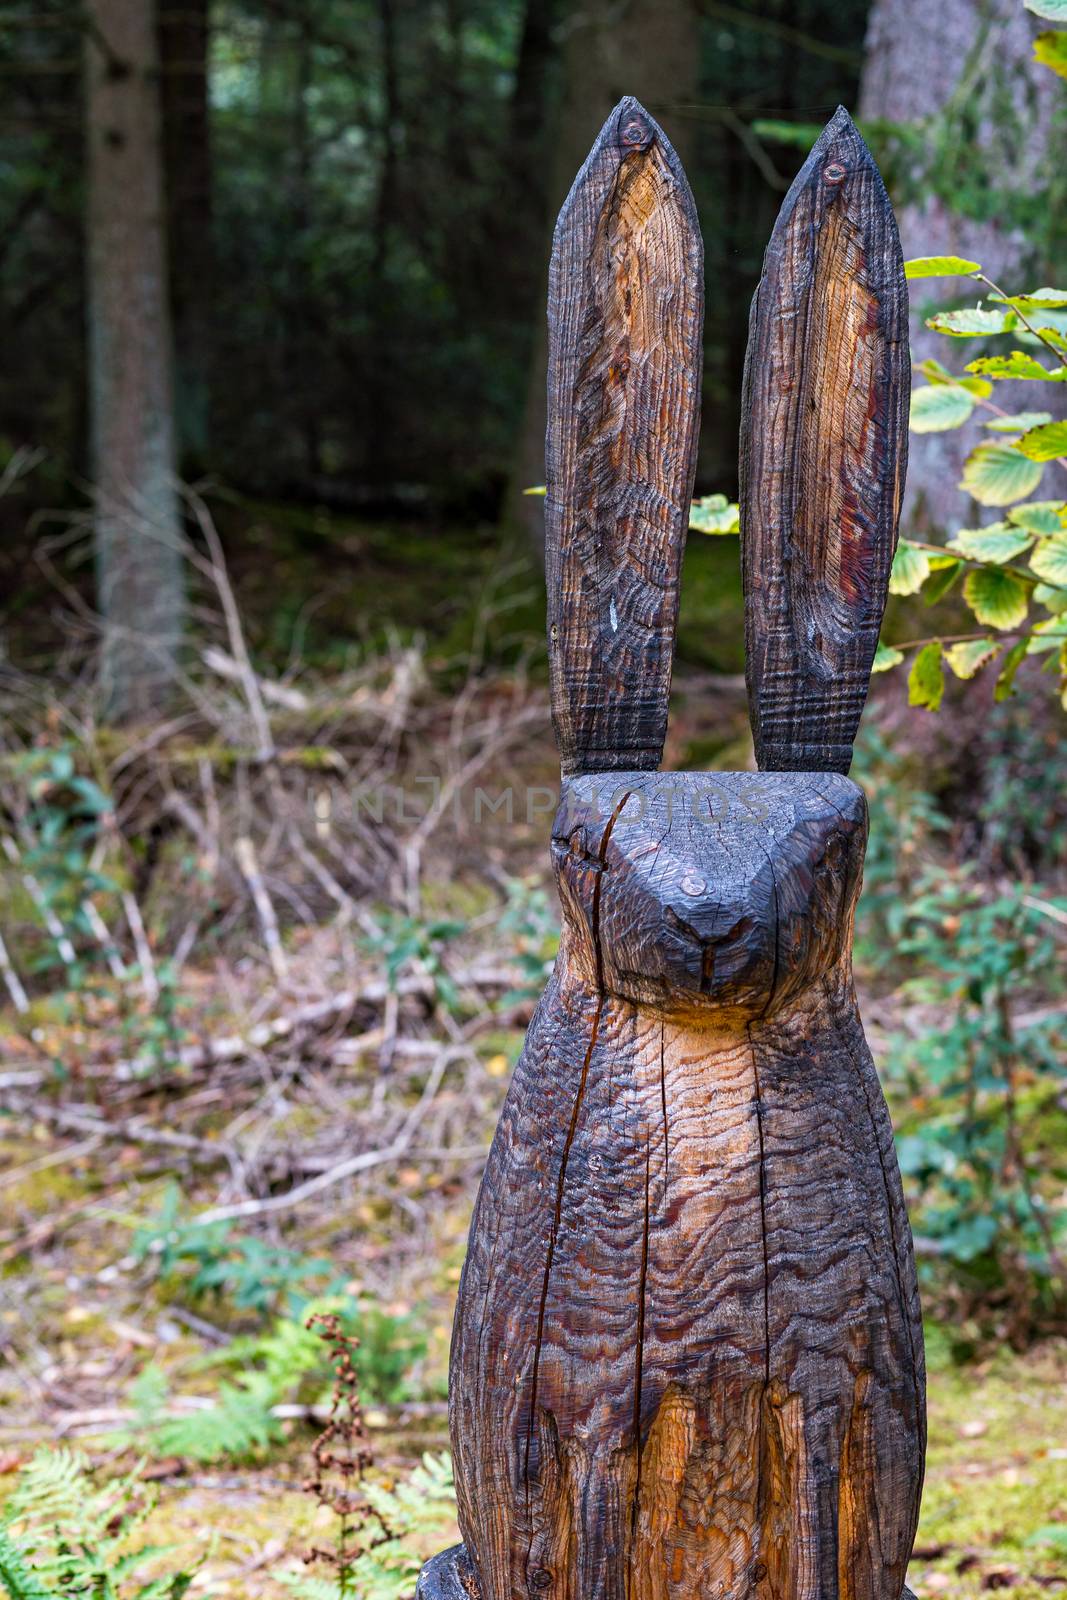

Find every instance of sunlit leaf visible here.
[1034,29,1067,77]
[989,283,1067,308]
[983,411,1053,433]
[962,567,1030,629]
[945,638,999,679]
[871,641,904,673]
[1008,500,1067,536]
[1013,419,1067,460]
[959,443,1044,506]
[908,641,944,710]
[1026,616,1067,653]
[947,523,1034,563]
[889,540,931,596]
[904,256,981,278]
[966,351,1067,381]
[916,357,992,397]
[1030,534,1067,586]
[909,384,976,432]
[926,307,1016,337]
[689,493,740,534]
[523,485,546,496]
[1035,580,1067,613]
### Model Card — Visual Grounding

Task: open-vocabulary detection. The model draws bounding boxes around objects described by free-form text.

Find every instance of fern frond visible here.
[147,1376,282,1463]
[274,1572,341,1600]
[0,1527,57,1600]
[363,1452,455,1537]
[1,1448,88,1537]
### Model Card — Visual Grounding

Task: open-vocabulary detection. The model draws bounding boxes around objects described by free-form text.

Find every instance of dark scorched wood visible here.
[545,96,703,777]
[419,98,924,1600]
[448,774,925,1600]
[739,107,909,775]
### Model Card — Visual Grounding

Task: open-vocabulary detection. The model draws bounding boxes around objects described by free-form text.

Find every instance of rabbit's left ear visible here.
[545,98,703,776]
[740,107,909,775]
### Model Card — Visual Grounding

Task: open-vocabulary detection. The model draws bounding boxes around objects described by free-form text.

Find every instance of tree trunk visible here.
[507,0,701,552]
[859,0,1063,534]
[85,0,184,722]
[158,0,213,470]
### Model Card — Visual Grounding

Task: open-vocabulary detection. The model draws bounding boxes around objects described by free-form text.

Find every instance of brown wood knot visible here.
[823,160,847,184]
[619,113,653,150]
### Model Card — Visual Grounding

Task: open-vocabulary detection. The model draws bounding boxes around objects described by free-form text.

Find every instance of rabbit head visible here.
[551,771,867,1020]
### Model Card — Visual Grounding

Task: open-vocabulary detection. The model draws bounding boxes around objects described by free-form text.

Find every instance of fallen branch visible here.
[193,1042,467,1224]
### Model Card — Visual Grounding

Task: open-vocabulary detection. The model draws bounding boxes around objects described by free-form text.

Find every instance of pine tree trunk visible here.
[158,0,213,469]
[85,0,184,722]
[859,0,1064,534]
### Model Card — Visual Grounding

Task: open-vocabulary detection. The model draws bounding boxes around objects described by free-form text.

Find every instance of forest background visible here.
[0,3,1065,1599]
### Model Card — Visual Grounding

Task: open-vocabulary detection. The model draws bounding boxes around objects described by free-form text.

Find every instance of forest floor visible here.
[0,503,1064,1597]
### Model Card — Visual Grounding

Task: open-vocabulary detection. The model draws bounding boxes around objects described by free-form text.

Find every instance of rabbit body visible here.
[449,773,925,1600]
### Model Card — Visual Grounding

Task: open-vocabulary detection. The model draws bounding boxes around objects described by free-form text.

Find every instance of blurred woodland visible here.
[0,2,1065,1599]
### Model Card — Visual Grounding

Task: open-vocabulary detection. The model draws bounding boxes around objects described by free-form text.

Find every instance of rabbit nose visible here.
[664,905,761,995]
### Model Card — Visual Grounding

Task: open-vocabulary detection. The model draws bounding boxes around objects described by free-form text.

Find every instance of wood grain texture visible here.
[420,103,923,1600]
[545,97,703,776]
[446,773,925,1600]
[739,107,909,775]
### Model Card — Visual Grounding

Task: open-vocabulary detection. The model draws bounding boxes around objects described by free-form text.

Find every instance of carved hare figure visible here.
[420,99,925,1600]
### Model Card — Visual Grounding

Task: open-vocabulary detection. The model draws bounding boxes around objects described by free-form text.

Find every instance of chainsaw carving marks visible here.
[419,98,923,1600]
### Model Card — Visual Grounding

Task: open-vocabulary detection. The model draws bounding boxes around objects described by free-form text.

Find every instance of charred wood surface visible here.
[424,100,923,1600]
[739,108,909,775]
[448,774,925,1600]
[545,97,703,777]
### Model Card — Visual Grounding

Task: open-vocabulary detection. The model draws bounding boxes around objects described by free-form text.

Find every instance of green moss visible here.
[912,1343,1067,1599]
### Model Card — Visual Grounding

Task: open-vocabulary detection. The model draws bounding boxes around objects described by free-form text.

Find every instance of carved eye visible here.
[824,161,847,184]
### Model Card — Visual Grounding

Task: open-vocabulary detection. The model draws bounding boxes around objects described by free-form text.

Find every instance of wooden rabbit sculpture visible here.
[418,99,925,1600]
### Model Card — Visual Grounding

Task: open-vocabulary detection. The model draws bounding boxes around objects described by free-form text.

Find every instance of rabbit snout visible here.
[551,770,867,1017]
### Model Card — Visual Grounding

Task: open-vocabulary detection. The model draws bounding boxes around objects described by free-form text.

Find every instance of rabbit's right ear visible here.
[545,98,703,776]
[740,108,909,775]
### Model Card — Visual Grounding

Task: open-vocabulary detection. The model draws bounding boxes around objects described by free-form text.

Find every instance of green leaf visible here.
[959,443,1044,506]
[915,357,992,397]
[926,307,1016,337]
[1035,581,1067,613]
[1008,500,1067,535]
[966,351,1067,381]
[945,638,999,679]
[947,523,1034,563]
[962,567,1030,630]
[888,540,931,596]
[522,485,546,496]
[1013,419,1067,460]
[688,493,740,534]
[994,638,1029,701]
[1030,534,1067,586]
[909,384,976,432]
[907,642,944,710]
[923,558,964,604]
[1026,616,1067,653]
[983,411,1053,432]
[1034,29,1067,77]
[904,256,981,278]
[871,641,904,673]
[989,285,1067,309]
